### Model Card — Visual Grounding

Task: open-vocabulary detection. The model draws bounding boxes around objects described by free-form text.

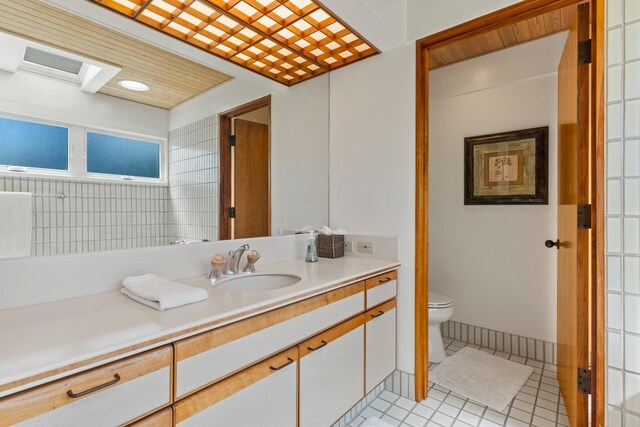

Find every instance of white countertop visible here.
[0,256,399,396]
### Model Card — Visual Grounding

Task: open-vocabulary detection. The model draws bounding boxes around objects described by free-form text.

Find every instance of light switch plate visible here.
[357,241,374,253]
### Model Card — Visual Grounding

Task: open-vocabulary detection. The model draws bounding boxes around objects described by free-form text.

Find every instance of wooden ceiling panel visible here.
[0,0,232,109]
[429,6,572,69]
[91,0,380,85]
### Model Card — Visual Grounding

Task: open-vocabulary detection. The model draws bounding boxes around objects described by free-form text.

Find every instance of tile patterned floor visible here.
[349,337,569,427]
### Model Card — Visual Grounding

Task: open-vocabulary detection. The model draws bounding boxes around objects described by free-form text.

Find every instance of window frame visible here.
[0,113,167,186]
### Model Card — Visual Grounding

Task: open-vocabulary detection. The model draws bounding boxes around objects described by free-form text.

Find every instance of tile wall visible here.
[606,0,640,424]
[167,115,219,243]
[0,176,169,256]
[441,321,557,365]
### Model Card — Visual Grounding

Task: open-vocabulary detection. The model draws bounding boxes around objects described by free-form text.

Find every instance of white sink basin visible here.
[214,274,302,293]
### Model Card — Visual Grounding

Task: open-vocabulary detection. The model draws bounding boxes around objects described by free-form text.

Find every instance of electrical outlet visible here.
[357,240,374,253]
[344,240,354,252]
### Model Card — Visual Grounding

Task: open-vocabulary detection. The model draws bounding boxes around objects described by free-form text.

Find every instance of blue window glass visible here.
[0,117,68,170]
[87,132,160,179]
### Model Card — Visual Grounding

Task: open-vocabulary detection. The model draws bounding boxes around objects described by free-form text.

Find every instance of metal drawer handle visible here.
[371,310,385,318]
[378,277,393,284]
[307,340,328,352]
[270,358,295,371]
[66,373,121,398]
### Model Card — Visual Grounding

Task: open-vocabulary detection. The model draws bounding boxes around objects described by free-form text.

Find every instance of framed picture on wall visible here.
[464,127,549,205]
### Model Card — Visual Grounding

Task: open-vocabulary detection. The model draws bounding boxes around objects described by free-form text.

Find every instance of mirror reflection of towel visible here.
[0,192,32,258]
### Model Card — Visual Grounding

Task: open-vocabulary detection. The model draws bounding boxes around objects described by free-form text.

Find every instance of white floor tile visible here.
[353,339,566,427]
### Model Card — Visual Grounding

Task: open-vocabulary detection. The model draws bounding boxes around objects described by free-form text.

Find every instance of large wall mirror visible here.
[0,0,329,258]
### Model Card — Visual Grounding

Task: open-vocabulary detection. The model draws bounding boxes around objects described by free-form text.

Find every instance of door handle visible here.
[545,239,560,249]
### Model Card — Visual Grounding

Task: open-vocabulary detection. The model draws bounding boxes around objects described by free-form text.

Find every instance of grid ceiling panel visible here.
[91,0,379,85]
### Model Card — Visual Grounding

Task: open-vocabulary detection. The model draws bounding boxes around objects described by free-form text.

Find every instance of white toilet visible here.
[428,292,454,363]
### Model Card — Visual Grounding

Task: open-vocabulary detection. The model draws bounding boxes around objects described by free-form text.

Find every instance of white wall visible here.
[406,0,520,41]
[329,44,416,373]
[429,74,558,343]
[0,70,168,137]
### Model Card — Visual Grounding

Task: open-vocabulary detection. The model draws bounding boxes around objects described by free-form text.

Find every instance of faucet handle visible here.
[211,254,226,269]
[209,254,226,281]
[243,250,261,273]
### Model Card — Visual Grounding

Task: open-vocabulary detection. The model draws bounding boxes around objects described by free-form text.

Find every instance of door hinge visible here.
[578,204,592,229]
[228,135,236,147]
[578,39,592,64]
[228,207,236,219]
[578,368,592,394]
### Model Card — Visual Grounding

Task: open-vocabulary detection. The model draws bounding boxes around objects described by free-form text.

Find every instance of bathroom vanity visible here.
[0,257,399,427]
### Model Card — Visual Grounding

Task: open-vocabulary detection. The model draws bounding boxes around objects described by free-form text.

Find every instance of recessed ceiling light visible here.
[118,80,150,91]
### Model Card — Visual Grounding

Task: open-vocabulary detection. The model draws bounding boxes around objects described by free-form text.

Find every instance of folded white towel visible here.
[361,417,394,427]
[121,274,208,311]
[0,192,32,258]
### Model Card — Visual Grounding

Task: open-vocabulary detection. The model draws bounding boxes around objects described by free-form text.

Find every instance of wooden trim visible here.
[175,281,365,361]
[0,346,172,427]
[414,1,605,414]
[0,266,398,396]
[414,40,429,403]
[417,0,581,50]
[127,407,173,427]
[364,271,397,291]
[298,314,365,358]
[364,299,397,323]
[590,0,605,425]
[173,347,299,423]
[219,96,272,241]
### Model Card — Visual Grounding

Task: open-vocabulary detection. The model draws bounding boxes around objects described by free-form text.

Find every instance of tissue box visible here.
[317,234,345,258]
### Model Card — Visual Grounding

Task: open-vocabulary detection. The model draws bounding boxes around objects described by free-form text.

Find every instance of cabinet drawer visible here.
[128,407,172,427]
[174,282,365,399]
[299,315,365,427]
[0,346,172,427]
[365,271,397,309]
[175,348,298,427]
[365,299,397,393]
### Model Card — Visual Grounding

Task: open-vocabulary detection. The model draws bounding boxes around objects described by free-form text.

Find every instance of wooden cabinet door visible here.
[365,299,397,394]
[174,348,297,427]
[298,315,365,427]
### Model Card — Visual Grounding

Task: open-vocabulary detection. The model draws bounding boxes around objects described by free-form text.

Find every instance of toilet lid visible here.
[428,291,452,308]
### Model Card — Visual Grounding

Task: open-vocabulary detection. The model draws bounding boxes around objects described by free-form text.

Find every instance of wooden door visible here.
[556,4,591,426]
[233,119,269,239]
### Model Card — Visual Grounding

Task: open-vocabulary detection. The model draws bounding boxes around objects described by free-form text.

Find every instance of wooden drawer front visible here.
[127,407,172,427]
[365,299,397,394]
[175,348,298,427]
[0,346,172,427]
[365,271,397,309]
[175,282,364,399]
[299,315,365,427]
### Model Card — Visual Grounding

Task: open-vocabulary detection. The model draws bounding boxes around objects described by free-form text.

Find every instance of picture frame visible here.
[464,127,548,205]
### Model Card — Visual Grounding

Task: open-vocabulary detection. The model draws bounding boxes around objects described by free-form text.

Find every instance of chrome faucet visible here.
[223,244,250,275]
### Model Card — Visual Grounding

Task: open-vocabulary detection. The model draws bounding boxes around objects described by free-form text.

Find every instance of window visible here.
[87,132,160,179]
[0,114,165,183]
[0,117,68,171]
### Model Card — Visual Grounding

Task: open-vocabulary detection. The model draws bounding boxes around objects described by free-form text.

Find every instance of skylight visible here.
[90,0,379,85]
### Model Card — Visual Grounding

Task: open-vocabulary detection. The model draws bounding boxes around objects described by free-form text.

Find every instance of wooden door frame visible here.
[414,2,605,426]
[219,96,272,240]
